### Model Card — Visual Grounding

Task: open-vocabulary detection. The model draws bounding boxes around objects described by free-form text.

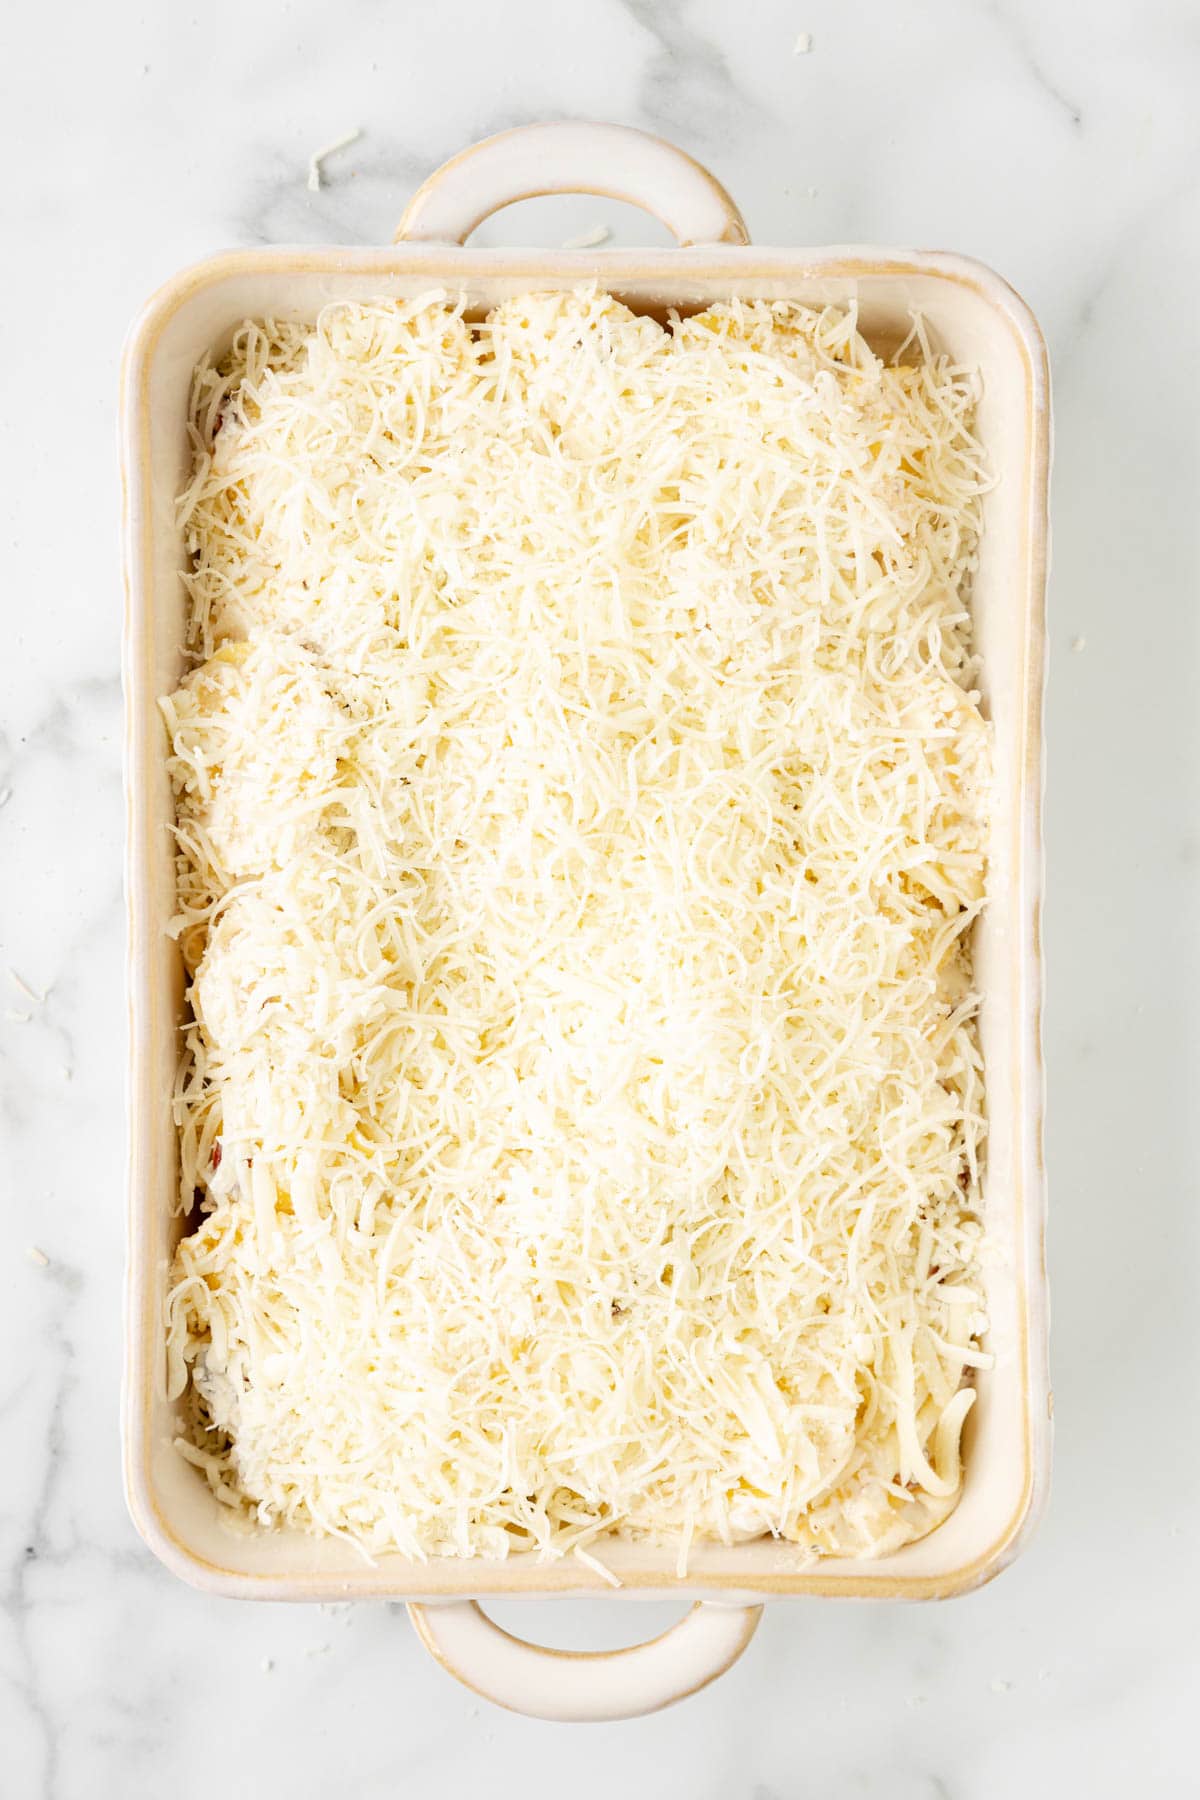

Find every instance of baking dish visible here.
[121,120,1051,1721]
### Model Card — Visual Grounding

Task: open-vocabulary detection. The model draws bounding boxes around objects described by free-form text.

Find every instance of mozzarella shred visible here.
[162,289,992,1566]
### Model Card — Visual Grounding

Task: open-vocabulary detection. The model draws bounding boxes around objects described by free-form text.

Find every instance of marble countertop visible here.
[2,0,1198,1793]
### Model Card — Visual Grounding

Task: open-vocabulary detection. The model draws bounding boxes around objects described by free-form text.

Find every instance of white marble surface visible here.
[2,0,1198,1792]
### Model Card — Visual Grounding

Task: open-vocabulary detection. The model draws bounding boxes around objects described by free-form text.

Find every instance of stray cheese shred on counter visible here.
[162,290,993,1566]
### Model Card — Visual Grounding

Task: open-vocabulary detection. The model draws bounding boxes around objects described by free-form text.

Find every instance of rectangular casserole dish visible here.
[121,122,1050,1716]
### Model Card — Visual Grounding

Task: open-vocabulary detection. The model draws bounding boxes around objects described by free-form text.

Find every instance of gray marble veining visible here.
[1,0,1198,1793]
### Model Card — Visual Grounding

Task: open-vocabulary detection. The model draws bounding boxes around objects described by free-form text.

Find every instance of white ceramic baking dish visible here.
[121,121,1051,1722]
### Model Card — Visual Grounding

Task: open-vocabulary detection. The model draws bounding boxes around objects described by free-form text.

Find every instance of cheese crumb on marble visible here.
[562,224,612,249]
[307,128,361,193]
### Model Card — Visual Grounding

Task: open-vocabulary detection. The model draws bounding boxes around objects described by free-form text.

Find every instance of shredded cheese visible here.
[307,128,361,193]
[8,969,46,1004]
[163,289,992,1566]
[562,223,612,249]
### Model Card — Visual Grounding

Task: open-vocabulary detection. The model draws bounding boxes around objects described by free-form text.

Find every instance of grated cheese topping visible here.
[163,290,992,1565]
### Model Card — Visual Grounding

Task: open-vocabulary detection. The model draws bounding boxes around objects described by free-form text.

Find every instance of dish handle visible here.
[407,1597,762,1722]
[394,121,749,248]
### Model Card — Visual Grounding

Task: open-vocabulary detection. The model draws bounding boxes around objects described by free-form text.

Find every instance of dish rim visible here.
[121,240,1050,1602]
